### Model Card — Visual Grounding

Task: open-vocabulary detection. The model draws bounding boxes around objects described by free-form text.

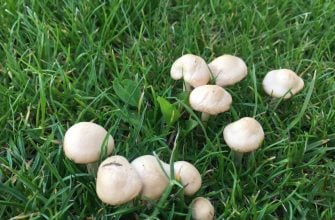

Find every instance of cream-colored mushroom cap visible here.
[191,197,215,220]
[174,161,202,196]
[96,156,142,205]
[189,85,232,115]
[262,69,304,99]
[63,122,114,164]
[170,54,211,88]
[208,54,247,87]
[131,155,169,200]
[223,117,264,153]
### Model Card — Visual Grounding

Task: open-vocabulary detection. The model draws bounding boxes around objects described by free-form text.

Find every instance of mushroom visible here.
[63,122,114,173]
[191,197,215,220]
[170,54,211,91]
[174,161,202,196]
[208,54,248,87]
[131,155,170,200]
[223,117,264,165]
[189,85,232,121]
[262,69,304,99]
[96,155,142,205]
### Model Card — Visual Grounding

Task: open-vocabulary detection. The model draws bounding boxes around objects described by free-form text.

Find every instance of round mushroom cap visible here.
[96,156,142,205]
[170,54,211,88]
[208,54,248,87]
[189,85,232,115]
[223,117,264,153]
[63,122,114,164]
[174,161,202,196]
[191,197,215,220]
[262,69,304,99]
[131,155,169,200]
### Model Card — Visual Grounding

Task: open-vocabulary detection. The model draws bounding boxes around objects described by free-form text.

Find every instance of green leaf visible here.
[183,119,198,135]
[113,79,141,107]
[157,96,181,126]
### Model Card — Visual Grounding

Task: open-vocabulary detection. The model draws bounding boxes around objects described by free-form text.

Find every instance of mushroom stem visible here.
[201,112,211,121]
[232,151,244,167]
[86,162,99,175]
[184,82,192,92]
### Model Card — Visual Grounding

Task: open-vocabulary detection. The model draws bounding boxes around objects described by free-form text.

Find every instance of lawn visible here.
[0,0,335,219]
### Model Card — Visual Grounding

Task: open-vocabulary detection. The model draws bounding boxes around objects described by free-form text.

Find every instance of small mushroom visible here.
[170,54,211,91]
[63,122,114,173]
[189,85,232,121]
[131,155,170,200]
[96,155,142,205]
[262,69,304,99]
[174,161,202,196]
[208,54,248,87]
[191,197,215,220]
[223,117,264,165]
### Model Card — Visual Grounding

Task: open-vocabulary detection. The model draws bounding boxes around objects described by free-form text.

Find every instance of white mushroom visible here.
[191,197,215,220]
[223,117,264,153]
[223,117,264,165]
[174,161,202,196]
[170,54,211,91]
[262,69,304,99]
[189,85,232,121]
[208,54,248,87]
[63,122,114,172]
[131,155,170,200]
[96,156,142,205]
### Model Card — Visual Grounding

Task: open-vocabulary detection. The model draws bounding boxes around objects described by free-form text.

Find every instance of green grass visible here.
[0,0,335,219]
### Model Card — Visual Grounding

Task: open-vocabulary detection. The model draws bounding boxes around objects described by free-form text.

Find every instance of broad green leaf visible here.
[157,96,181,126]
[113,79,141,107]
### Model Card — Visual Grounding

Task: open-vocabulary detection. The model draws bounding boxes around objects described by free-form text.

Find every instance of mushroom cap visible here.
[63,122,114,164]
[262,69,304,99]
[208,54,248,87]
[96,156,142,205]
[189,85,232,115]
[170,54,211,88]
[223,117,264,153]
[131,155,169,200]
[191,197,215,220]
[174,161,202,196]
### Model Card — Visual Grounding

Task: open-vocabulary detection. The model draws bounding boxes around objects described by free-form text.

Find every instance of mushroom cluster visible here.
[62,124,203,205]
[171,53,304,121]
[60,53,305,219]
[169,53,304,218]
[96,155,202,204]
